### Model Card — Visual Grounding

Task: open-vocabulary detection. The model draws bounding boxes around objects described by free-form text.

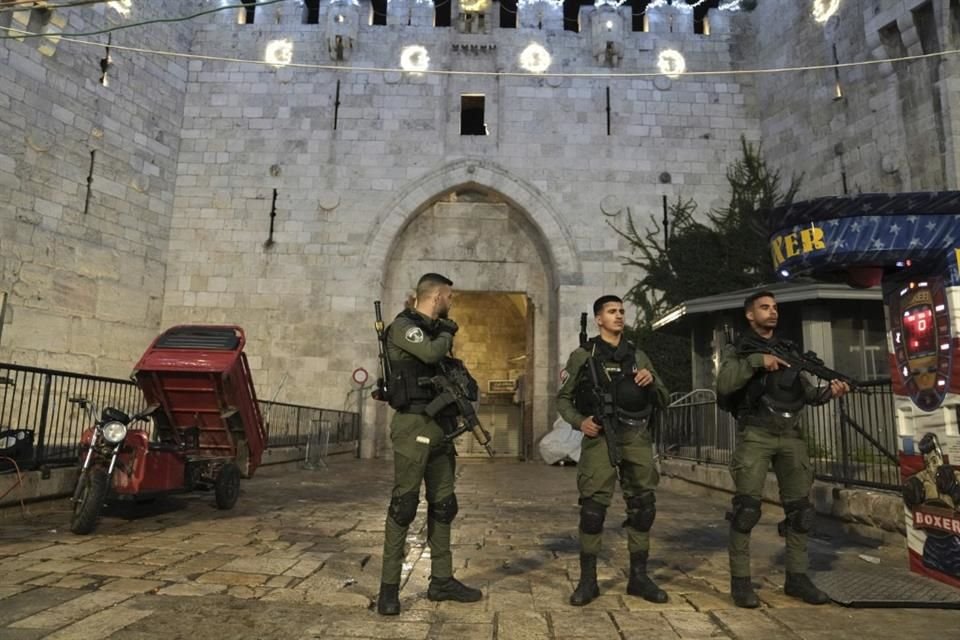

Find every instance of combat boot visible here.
[427,576,483,603]
[569,553,600,606]
[376,583,400,615]
[626,551,668,603]
[784,572,829,605]
[730,576,760,608]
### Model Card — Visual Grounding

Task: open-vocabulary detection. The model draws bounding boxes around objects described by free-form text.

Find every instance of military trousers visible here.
[577,427,659,555]
[728,426,813,577]
[380,412,456,585]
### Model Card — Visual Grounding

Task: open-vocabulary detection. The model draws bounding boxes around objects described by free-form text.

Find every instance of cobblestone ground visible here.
[2,458,960,639]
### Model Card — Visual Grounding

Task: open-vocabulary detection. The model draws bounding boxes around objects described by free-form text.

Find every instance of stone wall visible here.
[747,0,960,197]
[0,1,202,375]
[161,3,757,453]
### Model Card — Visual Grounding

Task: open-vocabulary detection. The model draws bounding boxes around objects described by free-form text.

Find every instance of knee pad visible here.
[579,498,607,535]
[728,495,762,534]
[388,491,419,527]
[783,497,815,534]
[428,494,459,524]
[624,492,656,532]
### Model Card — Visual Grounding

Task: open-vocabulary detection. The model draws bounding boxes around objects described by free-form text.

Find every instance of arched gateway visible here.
[360,161,583,459]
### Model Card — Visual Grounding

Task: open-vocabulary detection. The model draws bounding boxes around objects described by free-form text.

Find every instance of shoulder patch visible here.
[405,326,425,344]
[559,369,569,384]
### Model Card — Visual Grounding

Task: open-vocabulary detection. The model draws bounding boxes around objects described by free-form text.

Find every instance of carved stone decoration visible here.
[590,5,625,68]
[326,0,360,62]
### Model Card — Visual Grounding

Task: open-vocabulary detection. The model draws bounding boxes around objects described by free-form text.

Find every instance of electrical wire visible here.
[3,20,957,79]
[0,0,288,37]
[0,0,123,12]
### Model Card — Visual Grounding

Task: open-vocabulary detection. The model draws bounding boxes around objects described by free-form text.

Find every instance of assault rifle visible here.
[580,313,622,467]
[372,301,391,402]
[736,333,868,393]
[425,358,495,457]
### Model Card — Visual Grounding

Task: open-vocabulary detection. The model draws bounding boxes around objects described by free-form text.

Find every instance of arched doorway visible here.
[360,161,582,460]
[380,188,551,459]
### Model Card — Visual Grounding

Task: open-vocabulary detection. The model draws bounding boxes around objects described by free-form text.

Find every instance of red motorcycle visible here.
[70,325,266,534]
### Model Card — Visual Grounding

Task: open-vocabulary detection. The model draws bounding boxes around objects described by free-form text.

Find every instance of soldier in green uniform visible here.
[557,295,670,607]
[717,290,849,608]
[376,273,482,616]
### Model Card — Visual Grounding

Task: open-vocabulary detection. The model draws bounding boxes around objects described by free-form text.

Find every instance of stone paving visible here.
[1,458,960,639]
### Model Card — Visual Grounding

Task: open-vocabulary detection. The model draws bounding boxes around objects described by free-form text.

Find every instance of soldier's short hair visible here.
[416,273,454,298]
[593,295,623,316]
[744,290,776,312]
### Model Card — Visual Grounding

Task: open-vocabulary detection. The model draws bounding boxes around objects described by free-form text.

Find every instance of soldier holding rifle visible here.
[371,273,485,616]
[717,290,850,608]
[557,295,670,607]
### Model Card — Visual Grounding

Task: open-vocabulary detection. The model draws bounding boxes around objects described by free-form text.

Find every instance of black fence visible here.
[657,380,901,492]
[0,362,359,469]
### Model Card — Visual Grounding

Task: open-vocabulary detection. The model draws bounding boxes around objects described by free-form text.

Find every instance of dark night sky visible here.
[368,0,726,32]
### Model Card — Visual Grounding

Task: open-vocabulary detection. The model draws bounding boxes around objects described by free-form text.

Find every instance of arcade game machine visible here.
[768,191,960,589]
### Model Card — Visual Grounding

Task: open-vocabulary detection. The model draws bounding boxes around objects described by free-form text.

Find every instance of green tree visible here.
[613,137,801,392]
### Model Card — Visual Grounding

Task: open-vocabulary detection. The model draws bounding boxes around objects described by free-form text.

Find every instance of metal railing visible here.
[656,380,901,491]
[0,362,359,469]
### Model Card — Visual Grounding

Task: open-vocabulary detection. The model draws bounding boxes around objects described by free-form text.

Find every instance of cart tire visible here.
[70,469,108,535]
[215,462,241,510]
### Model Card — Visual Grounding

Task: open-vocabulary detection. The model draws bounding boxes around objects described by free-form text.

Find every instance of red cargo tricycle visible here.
[69,325,267,534]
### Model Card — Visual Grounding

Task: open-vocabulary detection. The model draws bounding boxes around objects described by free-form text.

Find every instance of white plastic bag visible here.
[538,417,583,464]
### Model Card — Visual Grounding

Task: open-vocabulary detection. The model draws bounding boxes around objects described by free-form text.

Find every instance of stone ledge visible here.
[659,458,905,544]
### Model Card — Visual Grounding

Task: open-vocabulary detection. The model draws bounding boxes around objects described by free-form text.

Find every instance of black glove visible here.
[936,465,960,502]
[436,318,459,336]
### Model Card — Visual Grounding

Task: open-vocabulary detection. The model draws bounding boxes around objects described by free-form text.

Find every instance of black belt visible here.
[617,416,650,430]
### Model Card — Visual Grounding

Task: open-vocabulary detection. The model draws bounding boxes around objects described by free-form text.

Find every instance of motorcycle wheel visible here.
[70,468,108,535]
[214,462,241,510]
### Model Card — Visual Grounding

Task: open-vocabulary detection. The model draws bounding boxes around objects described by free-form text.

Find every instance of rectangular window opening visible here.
[951,0,960,47]
[239,0,256,24]
[500,0,517,28]
[435,0,451,27]
[461,95,487,136]
[371,0,387,26]
[303,0,321,24]
[912,1,939,55]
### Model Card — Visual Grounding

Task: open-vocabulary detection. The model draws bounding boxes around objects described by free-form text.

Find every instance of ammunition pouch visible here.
[386,361,439,411]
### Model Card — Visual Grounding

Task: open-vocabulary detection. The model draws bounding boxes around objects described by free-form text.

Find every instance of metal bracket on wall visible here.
[0,291,7,349]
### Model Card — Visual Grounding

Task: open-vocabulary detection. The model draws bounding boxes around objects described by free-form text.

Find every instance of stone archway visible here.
[363,162,581,459]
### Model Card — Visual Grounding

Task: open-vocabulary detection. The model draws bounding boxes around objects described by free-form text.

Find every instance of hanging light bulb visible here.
[657,49,686,79]
[400,45,430,73]
[519,43,551,74]
[812,0,841,23]
[265,39,294,67]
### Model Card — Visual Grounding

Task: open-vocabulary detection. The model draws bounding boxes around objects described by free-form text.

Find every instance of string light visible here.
[264,38,293,67]
[3,23,959,79]
[718,0,741,10]
[517,0,562,7]
[519,42,551,74]
[657,48,685,78]
[459,0,489,11]
[594,0,626,8]
[107,0,132,16]
[812,0,841,23]
[400,44,429,72]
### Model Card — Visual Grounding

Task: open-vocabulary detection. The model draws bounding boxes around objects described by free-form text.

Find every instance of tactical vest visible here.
[573,337,653,422]
[736,333,806,417]
[385,309,443,411]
